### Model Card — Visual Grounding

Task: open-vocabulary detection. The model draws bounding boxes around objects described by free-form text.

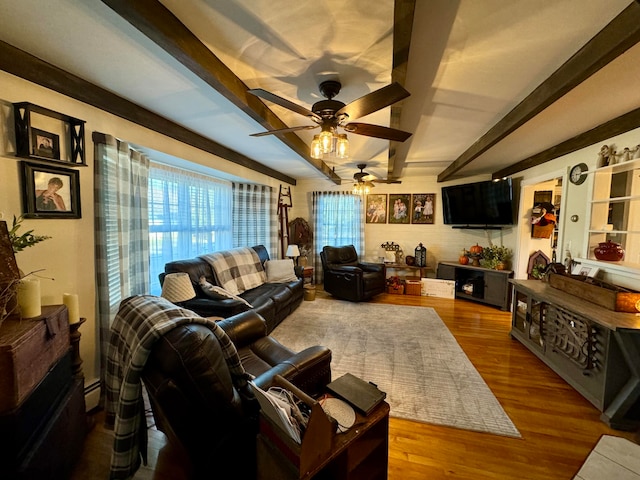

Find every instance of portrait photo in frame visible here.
[21,161,81,219]
[365,194,387,224]
[31,128,60,160]
[388,193,411,224]
[411,193,435,224]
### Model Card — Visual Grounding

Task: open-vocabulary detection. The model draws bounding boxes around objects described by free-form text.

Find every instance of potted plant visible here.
[9,215,51,253]
[480,245,512,270]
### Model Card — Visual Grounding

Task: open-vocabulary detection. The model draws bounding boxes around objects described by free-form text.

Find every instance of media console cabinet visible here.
[510,279,640,430]
[437,261,513,310]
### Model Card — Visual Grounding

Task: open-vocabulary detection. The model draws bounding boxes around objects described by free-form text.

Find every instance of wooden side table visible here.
[257,400,389,479]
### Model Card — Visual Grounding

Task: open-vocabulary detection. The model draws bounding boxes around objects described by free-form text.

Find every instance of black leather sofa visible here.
[320,245,386,302]
[142,307,332,479]
[164,245,302,333]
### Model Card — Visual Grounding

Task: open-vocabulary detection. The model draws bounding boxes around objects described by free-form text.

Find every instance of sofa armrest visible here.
[328,265,362,274]
[182,297,250,318]
[252,345,332,396]
[218,310,268,348]
[358,262,384,273]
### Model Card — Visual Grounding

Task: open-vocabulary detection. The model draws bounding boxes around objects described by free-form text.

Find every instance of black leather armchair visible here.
[320,245,386,302]
[142,308,331,479]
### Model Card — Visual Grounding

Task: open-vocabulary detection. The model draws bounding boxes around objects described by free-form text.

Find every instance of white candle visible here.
[17,278,41,318]
[63,293,80,324]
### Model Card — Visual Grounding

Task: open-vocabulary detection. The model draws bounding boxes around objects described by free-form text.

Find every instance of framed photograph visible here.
[31,128,60,160]
[388,194,411,224]
[20,161,81,219]
[411,193,435,224]
[365,194,387,224]
[571,264,600,278]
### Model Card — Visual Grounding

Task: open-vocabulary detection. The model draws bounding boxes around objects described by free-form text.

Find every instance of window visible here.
[312,191,364,281]
[148,163,233,295]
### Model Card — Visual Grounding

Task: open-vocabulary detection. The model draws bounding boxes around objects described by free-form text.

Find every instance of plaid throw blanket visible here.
[200,247,266,295]
[105,295,250,480]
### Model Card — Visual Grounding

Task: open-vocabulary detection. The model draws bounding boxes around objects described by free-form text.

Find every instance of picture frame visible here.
[365,194,387,224]
[31,128,60,160]
[20,161,81,219]
[388,194,411,224]
[411,193,435,224]
[571,264,600,278]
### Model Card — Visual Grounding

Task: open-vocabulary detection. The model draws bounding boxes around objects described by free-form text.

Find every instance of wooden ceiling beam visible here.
[0,40,297,184]
[438,1,640,182]
[101,0,341,184]
[492,106,640,179]
[387,0,416,180]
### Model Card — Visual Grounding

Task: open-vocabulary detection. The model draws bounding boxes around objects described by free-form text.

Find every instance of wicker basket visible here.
[387,285,404,295]
[405,281,422,296]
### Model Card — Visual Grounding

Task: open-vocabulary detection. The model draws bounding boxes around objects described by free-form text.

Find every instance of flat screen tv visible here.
[441,178,514,227]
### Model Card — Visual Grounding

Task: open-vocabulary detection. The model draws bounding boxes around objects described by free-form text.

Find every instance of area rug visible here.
[271,298,521,438]
[573,435,640,480]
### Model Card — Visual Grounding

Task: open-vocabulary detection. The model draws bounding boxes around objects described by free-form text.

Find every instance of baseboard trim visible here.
[84,378,100,411]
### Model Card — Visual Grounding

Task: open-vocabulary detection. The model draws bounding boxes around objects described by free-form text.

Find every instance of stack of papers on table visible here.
[252,381,301,443]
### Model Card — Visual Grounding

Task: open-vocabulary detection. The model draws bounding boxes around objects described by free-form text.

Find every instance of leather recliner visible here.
[320,245,386,302]
[142,308,332,479]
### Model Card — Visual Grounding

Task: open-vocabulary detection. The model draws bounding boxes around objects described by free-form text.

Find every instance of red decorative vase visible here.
[594,240,625,261]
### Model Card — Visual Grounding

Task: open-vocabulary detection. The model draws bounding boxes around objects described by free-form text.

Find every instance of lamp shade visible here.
[286,244,300,258]
[161,272,196,303]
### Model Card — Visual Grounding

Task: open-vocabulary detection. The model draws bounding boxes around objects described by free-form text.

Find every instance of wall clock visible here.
[569,163,588,185]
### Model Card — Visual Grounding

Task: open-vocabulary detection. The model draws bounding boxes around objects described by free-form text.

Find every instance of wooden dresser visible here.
[510,280,640,430]
[0,305,87,479]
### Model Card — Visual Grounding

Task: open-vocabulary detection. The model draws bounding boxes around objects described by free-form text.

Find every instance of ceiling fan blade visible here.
[336,82,410,119]
[372,178,402,184]
[248,88,321,121]
[250,125,318,137]
[343,122,412,142]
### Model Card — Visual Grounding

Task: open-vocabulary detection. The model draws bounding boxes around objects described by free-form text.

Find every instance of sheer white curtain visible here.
[148,162,233,295]
[311,191,364,283]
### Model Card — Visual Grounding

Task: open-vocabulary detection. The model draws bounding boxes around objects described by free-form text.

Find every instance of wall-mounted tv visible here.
[441,178,515,227]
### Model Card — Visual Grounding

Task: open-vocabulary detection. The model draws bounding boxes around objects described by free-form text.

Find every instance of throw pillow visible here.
[199,276,253,308]
[264,259,298,283]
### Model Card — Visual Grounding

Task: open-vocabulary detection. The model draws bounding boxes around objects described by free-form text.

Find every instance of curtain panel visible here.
[311,191,364,283]
[232,183,277,258]
[93,132,150,405]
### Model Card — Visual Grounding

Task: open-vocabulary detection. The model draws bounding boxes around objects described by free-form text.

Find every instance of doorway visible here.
[514,173,566,279]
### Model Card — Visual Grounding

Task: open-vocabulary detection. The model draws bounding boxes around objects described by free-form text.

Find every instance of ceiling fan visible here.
[353,163,401,185]
[248,80,412,142]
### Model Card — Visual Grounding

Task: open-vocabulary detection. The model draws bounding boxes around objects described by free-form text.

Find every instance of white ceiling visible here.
[0,0,638,184]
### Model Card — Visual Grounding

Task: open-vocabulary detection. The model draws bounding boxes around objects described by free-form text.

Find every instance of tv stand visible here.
[437,262,513,310]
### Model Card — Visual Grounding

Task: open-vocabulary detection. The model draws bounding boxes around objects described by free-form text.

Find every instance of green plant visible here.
[8,215,51,253]
[480,245,512,269]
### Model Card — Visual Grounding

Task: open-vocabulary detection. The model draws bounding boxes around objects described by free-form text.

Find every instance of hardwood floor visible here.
[71,292,638,479]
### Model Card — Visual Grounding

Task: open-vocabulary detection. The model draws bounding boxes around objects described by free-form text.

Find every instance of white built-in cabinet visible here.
[587,157,640,266]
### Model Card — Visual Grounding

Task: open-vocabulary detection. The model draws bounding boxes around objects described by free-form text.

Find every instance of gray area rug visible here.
[272,298,521,438]
[574,435,640,480]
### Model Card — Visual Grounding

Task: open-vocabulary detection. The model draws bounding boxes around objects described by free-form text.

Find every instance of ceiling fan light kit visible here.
[248,80,411,165]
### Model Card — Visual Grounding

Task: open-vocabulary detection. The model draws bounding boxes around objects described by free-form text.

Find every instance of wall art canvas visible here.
[21,161,81,219]
[388,194,411,224]
[411,193,435,224]
[365,194,387,224]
